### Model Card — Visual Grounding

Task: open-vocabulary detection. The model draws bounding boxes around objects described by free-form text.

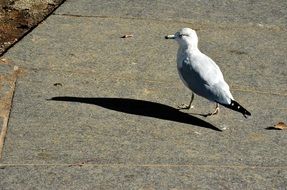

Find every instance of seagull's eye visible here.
[179,34,188,38]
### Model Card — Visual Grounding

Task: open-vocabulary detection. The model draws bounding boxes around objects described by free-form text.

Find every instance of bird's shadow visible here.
[49,97,221,131]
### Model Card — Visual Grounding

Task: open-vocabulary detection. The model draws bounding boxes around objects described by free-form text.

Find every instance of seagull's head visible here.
[165,28,198,48]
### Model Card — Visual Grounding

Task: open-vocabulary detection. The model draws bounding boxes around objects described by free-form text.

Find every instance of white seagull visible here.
[165,28,251,118]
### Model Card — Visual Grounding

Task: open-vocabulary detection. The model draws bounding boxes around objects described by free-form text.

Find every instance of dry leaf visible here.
[121,34,133,38]
[274,122,287,130]
[0,58,9,64]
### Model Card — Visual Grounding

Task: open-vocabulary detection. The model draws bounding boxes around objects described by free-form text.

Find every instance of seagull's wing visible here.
[190,53,223,85]
[184,52,234,104]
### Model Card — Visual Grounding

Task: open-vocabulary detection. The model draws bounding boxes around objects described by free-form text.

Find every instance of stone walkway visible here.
[0,0,287,189]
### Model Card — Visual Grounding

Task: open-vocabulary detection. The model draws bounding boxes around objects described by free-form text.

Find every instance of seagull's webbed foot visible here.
[178,104,194,110]
[202,103,219,117]
[177,93,194,110]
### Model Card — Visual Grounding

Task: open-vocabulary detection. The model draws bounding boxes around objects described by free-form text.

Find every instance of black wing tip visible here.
[225,100,251,118]
[243,111,251,119]
[243,108,251,116]
[245,111,251,116]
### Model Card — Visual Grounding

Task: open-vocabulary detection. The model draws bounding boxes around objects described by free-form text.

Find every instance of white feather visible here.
[174,28,234,105]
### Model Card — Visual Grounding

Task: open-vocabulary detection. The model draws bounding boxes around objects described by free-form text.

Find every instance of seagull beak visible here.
[165,34,176,39]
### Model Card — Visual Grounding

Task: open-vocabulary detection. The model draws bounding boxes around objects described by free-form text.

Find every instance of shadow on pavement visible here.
[49,96,221,131]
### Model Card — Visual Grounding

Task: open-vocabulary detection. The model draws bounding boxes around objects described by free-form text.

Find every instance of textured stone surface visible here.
[0,0,287,189]
[1,165,287,189]
[55,0,287,26]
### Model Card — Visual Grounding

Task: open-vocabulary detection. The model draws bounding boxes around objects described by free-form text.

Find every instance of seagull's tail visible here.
[222,100,251,118]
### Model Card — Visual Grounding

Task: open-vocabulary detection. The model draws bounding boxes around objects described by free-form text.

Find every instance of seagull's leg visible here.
[206,103,219,116]
[178,92,194,110]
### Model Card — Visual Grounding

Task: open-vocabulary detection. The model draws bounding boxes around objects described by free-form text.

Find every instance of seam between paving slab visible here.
[52,13,287,31]
[16,66,287,98]
[1,163,287,169]
[21,65,287,83]
[0,66,19,160]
